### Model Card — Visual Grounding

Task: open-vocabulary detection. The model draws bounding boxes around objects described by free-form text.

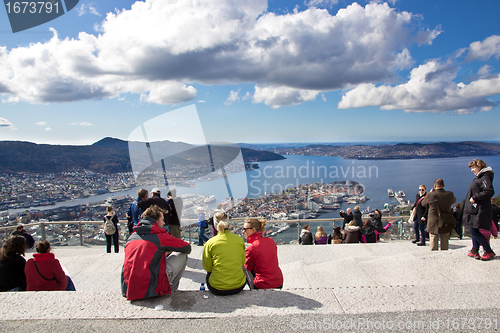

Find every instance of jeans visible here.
[106,231,119,253]
[469,227,492,252]
[65,276,76,291]
[198,227,209,245]
[414,220,426,243]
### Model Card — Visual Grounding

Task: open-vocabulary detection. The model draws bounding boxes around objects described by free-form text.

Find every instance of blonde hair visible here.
[469,159,487,169]
[347,220,357,227]
[217,221,228,234]
[245,218,267,233]
[315,226,326,237]
[419,184,426,190]
[354,206,360,210]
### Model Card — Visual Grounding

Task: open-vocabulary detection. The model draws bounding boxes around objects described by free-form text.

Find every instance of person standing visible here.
[463,159,495,261]
[352,206,363,228]
[12,225,35,250]
[126,189,148,234]
[197,207,209,246]
[138,188,170,229]
[104,206,119,253]
[421,179,456,251]
[411,185,428,246]
[166,189,183,239]
[452,203,463,239]
[340,208,353,230]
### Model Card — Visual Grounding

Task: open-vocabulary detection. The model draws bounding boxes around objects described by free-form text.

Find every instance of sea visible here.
[12,153,500,243]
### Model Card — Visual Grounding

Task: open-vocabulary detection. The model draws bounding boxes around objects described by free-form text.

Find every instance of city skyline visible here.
[0,0,499,145]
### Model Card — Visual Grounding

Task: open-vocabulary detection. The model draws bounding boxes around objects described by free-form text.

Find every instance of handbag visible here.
[434,192,456,233]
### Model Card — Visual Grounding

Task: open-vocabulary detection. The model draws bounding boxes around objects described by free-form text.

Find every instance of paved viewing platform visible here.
[2,239,500,332]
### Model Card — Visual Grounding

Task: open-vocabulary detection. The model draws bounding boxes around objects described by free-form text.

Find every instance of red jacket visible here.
[245,232,283,289]
[25,252,68,291]
[121,217,191,301]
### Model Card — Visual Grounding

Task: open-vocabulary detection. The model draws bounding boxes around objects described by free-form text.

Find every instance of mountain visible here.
[0,138,285,174]
[270,141,500,160]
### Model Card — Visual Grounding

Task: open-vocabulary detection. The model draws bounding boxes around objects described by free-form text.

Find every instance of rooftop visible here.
[2,239,500,332]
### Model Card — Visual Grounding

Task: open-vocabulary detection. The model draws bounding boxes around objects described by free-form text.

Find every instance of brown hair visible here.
[469,159,487,169]
[141,205,165,221]
[137,188,148,199]
[434,178,445,188]
[36,240,51,253]
[363,219,372,228]
[245,218,267,233]
[302,224,310,230]
[419,185,426,190]
[214,212,227,223]
[0,236,26,262]
[106,206,113,213]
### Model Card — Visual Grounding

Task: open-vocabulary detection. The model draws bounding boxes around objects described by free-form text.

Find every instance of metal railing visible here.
[1,215,462,246]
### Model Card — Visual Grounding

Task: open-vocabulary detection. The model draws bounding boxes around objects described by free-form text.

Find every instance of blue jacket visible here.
[127,198,143,228]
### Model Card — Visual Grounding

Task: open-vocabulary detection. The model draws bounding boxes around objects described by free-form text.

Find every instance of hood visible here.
[134,217,165,235]
[477,166,494,178]
[345,225,360,231]
[300,229,311,237]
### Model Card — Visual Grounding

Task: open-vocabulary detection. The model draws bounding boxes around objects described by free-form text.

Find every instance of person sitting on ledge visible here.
[343,220,361,243]
[314,226,328,245]
[0,236,27,292]
[25,241,76,291]
[202,217,246,296]
[121,205,191,301]
[243,218,283,290]
[328,226,343,244]
[298,224,313,245]
[361,219,392,243]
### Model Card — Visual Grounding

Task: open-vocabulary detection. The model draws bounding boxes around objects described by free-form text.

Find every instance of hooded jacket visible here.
[121,217,191,301]
[245,232,283,289]
[463,167,495,230]
[299,229,313,245]
[25,252,68,291]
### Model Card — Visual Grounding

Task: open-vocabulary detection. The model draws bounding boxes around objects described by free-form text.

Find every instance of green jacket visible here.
[202,230,246,290]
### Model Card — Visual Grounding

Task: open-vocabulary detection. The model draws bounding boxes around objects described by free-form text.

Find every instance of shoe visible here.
[467,252,480,259]
[412,240,418,244]
[416,242,425,246]
[481,251,495,261]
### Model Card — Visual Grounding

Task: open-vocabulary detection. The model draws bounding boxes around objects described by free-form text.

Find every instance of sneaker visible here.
[468,252,480,259]
[481,251,495,261]
[416,242,426,246]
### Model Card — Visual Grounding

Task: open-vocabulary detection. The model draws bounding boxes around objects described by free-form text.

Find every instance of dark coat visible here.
[340,211,353,229]
[352,209,363,228]
[412,193,428,225]
[137,194,170,212]
[299,230,313,245]
[0,255,26,292]
[491,204,500,231]
[421,189,456,235]
[462,167,495,230]
[361,226,377,243]
[167,197,183,226]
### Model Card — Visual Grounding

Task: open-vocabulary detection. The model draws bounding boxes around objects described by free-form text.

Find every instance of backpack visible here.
[104,215,116,235]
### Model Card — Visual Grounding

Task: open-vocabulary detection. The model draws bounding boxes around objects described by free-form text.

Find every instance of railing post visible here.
[40,221,46,242]
[78,222,83,246]
[188,225,191,244]
[297,219,301,240]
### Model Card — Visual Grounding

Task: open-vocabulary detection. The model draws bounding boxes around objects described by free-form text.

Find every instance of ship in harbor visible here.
[388,189,394,197]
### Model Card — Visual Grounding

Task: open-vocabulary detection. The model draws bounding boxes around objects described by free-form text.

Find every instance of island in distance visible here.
[264,141,500,160]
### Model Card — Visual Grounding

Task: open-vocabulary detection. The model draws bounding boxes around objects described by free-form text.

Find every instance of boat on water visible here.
[388,189,394,197]
[204,195,216,204]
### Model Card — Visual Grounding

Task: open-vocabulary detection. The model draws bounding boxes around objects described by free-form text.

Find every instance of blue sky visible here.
[0,0,499,145]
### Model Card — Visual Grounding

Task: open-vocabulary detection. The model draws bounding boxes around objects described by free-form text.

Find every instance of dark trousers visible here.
[106,231,119,253]
[206,272,245,296]
[469,227,492,252]
[415,221,426,243]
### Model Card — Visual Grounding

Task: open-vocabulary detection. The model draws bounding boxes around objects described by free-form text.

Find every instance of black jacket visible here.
[463,167,495,230]
[340,211,353,229]
[412,192,428,225]
[353,209,363,228]
[138,195,170,213]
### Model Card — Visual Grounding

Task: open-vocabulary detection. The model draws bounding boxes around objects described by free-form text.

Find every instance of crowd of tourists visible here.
[1,158,497,298]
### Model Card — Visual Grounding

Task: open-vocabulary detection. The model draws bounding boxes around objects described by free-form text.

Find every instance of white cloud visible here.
[305,0,339,8]
[0,1,441,108]
[0,118,13,127]
[338,60,499,114]
[35,121,47,126]
[465,35,500,62]
[198,100,206,103]
[69,121,94,126]
[76,3,102,16]
[224,90,241,105]
[45,127,52,131]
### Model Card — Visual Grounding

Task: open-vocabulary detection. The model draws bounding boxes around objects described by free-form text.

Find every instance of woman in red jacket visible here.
[25,241,76,291]
[243,218,283,289]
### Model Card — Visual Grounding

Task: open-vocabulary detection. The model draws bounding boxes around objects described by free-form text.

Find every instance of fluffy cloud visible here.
[0,0,440,108]
[35,121,47,126]
[45,127,52,131]
[465,35,500,62]
[0,118,13,127]
[69,121,94,126]
[77,3,101,16]
[338,60,499,114]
